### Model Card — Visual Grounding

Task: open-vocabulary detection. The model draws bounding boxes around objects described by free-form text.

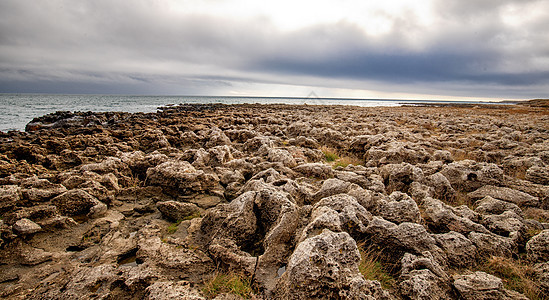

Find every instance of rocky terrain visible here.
[0,102,548,299]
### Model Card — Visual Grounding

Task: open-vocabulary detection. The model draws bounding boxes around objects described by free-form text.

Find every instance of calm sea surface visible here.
[0,94,495,132]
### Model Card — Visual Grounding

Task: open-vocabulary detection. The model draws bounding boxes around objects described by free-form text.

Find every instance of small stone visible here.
[13,218,42,235]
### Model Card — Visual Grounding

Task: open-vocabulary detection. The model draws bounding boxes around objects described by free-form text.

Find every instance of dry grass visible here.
[202,272,255,299]
[358,244,395,290]
[476,256,545,300]
[321,146,363,168]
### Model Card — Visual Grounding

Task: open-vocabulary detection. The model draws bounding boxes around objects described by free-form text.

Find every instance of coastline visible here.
[1,102,548,299]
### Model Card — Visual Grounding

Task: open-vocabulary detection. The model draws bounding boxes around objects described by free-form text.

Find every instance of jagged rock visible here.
[311,178,353,202]
[527,229,549,263]
[533,262,549,296]
[440,161,504,193]
[526,166,549,185]
[372,191,421,224]
[480,211,527,240]
[468,232,517,258]
[434,231,477,268]
[0,185,20,211]
[275,229,391,299]
[453,271,528,300]
[145,281,205,300]
[145,160,223,197]
[469,185,539,207]
[474,196,523,216]
[51,189,107,218]
[208,238,257,276]
[365,217,443,265]
[18,243,53,265]
[380,163,424,194]
[267,148,297,167]
[299,194,371,242]
[3,204,58,225]
[334,170,371,189]
[425,172,456,201]
[399,269,455,300]
[433,150,453,163]
[20,176,67,202]
[293,163,334,179]
[421,197,489,235]
[205,126,231,148]
[12,218,42,235]
[199,191,257,248]
[80,157,128,175]
[156,201,201,222]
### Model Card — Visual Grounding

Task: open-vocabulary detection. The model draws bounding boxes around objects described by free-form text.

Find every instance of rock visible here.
[0,185,20,211]
[468,185,539,207]
[527,229,549,263]
[299,194,371,242]
[468,232,517,258]
[380,163,424,193]
[145,281,205,300]
[80,156,128,175]
[433,150,453,163]
[51,189,106,217]
[372,192,421,224]
[365,217,443,265]
[526,166,549,185]
[18,243,53,265]
[533,262,549,296]
[205,126,231,148]
[12,218,42,235]
[399,269,456,300]
[424,172,456,202]
[275,229,391,299]
[440,161,503,193]
[334,170,371,189]
[480,211,527,240]
[20,176,67,202]
[267,148,297,167]
[311,178,353,202]
[156,201,201,222]
[453,271,528,300]
[474,196,523,216]
[434,231,477,268]
[145,160,222,197]
[421,197,489,235]
[3,204,58,225]
[293,163,334,179]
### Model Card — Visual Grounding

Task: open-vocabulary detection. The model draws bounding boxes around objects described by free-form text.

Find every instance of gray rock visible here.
[268,148,297,167]
[533,262,549,296]
[380,163,424,193]
[526,166,549,185]
[299,194,372,242]
[311,178,352,202]
[468,232,517,258]
[474,196,523,216]
[453,271,528,300]
[434,231,477,268]
[468,185,539,207]
[145,281,205,300]
[480,211,527,239]
[527,229,549,263]
[275,229,391,299]
[293,163,334,179]
[145,160,223,197]
[399,269,455,300]
[372,192,422,224]
[12,218,42,235]
[421,197,489,235]
[425,172,456,202]
[157,201,201,222]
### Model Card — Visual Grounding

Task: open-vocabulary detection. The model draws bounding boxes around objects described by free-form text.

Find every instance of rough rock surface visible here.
[0,102,546,299]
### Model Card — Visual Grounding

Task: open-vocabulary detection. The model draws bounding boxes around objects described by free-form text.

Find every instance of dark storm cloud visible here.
[0,0,548,98]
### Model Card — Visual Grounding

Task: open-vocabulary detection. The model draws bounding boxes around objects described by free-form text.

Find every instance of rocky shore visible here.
[1,101,548,299]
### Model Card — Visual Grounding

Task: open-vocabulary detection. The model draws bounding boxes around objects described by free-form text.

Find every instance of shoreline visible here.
[1,102,548,299]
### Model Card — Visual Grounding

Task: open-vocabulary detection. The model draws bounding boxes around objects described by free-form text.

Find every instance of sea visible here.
[0,94,500,132]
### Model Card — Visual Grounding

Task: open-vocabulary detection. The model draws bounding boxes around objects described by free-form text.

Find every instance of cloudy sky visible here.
[1,0,548,100]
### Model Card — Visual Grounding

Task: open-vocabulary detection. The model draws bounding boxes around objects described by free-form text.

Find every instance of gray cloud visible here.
[1,0,548,99]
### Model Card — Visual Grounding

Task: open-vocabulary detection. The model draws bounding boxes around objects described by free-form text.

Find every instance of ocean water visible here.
[0,94,493,132]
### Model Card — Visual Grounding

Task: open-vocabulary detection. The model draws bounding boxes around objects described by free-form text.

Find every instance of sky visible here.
[1,0,548,100]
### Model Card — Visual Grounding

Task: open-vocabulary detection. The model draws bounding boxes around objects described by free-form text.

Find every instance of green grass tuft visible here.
[202,272,254,299]
[358,244,395,290]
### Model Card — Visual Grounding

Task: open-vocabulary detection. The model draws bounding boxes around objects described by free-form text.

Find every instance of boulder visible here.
[293,163,334,179]
[527,229,549,263]
[421,197,489,235]
[371,192,421,224]
[468,232,517,258]
[267,148,297,167]
[453,271,528,300]
[51,189,107,218]
[311,178,353,202]
[474,196,523,216]
[380,163,424,193]
[20,176,67,202]
[526,166,549,185]
[424,172,456,202]
[434,231,477,268]
[468,185,539,207]
[12,218,42,235]
[275,229,391,299]
[156,201,201,222]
